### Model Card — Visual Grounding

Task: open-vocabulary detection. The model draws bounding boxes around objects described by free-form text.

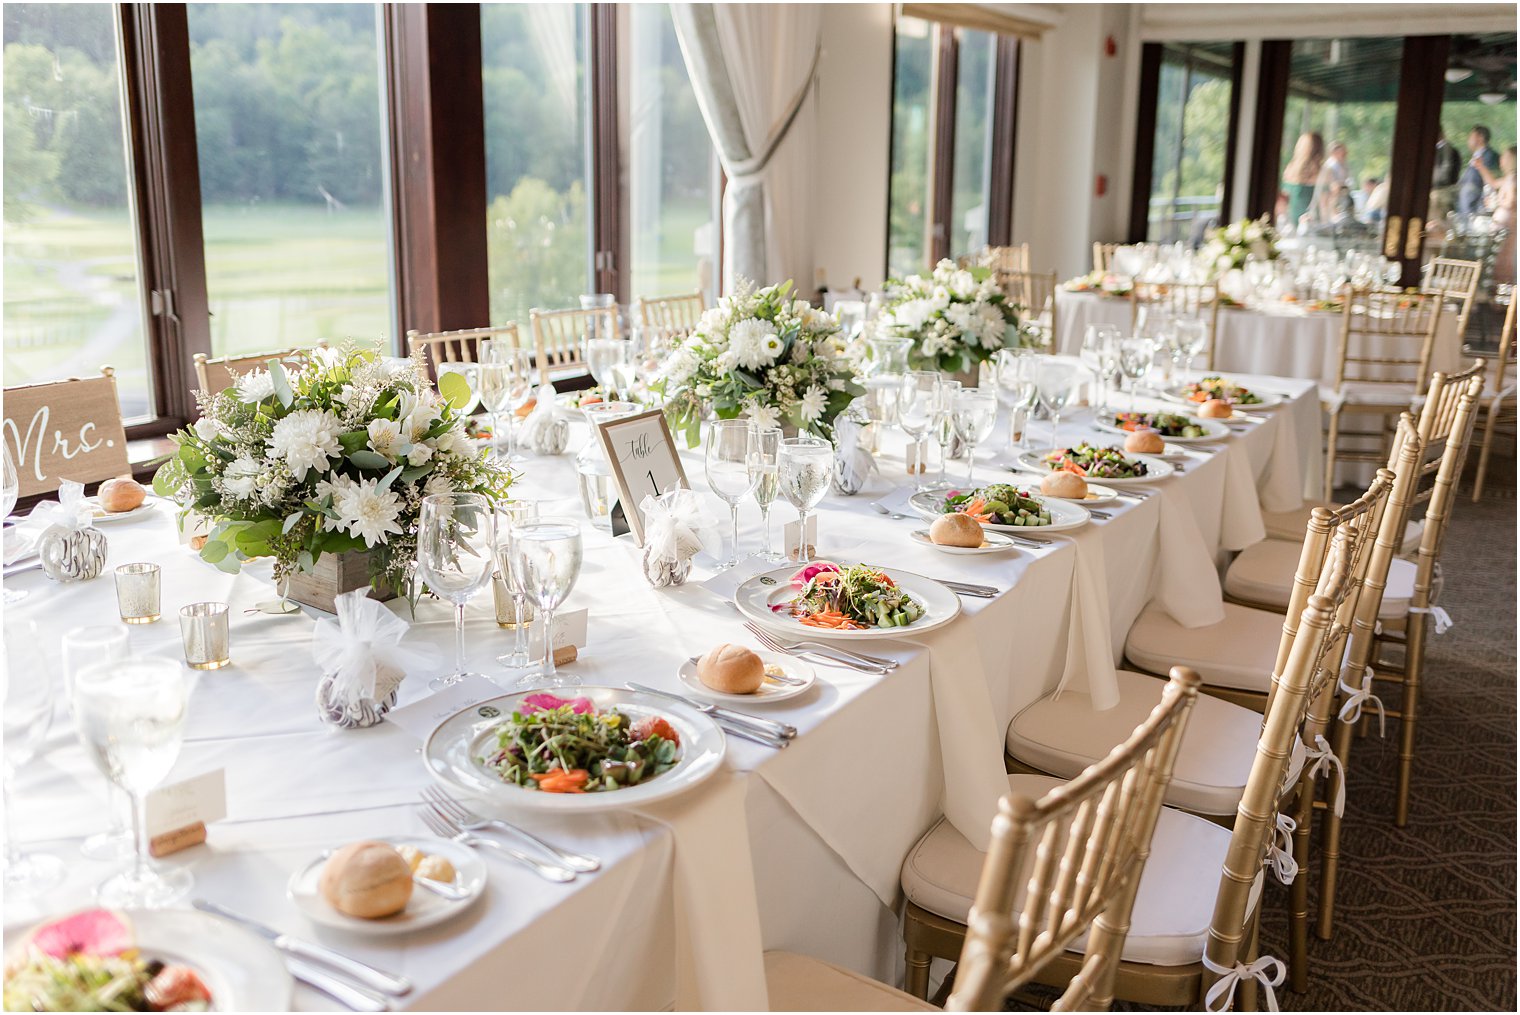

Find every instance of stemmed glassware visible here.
[2,444,27,604]
[705,420,759,571]
[1036,360,1077,452]
[585,334,630,400]
[3,623,64,896]
[63,626,135,860]
[1081,325,1121,413]
[897,371,941,489]
[931,379,962,489]
[1118,337,1155,411]
[509,518,584,689]
[479,345,534,460]
[417,493,496,691]
[747,426,784,562]
[950,388,998,485]
[494,500,540,672]
[777,437,833,564]
[1174,318,1208,380]
[73,657,192,907]
[995,349,1037,450]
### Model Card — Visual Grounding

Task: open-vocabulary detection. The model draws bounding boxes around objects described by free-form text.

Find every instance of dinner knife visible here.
[286,956,391,1012]
[624,682,797,739]
[715,720,790,750]
[192,899,412,997]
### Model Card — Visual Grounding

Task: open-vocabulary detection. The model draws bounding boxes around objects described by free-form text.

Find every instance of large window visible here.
[481,3,592,326]
[3,3,153,420]
[1145,43,1236,245]
[950,29,996,258]
[887,16,934,278]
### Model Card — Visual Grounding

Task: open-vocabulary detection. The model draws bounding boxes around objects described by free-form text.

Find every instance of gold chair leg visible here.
[1395,615,1428,827]
[1316,717,1353,941]
[1323,407,1342,495]
[1239,911,1262,1012]
[1471,407,1495,502]
[1288,776,1316,989]
[904,947,932,1000]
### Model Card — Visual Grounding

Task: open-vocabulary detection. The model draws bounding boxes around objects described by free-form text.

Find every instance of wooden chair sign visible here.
[4,370,131,498]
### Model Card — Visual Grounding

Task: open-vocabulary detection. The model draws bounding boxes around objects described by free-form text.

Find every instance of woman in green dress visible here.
[1282,131,1325,230]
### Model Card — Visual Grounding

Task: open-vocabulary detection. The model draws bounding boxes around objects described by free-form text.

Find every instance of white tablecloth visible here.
[4,370,1318,1009]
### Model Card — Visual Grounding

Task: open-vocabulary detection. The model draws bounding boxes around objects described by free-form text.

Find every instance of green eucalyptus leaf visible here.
[269,361,294,407]
[438,371,473,411]
[213,552,244,575]
[377,464,404,492]
[348,450,391,470]
[281,511,304,535]
[338,431,370,453]
[199,540,229,564]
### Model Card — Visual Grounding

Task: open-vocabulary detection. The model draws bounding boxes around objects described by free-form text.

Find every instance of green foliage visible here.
[487,177,589,325]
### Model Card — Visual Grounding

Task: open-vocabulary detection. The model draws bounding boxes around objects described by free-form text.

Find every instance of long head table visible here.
[5,366,1319,1010]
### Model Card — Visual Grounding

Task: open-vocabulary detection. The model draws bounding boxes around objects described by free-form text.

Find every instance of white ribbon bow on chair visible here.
[1337,663,1386,737]
[1202,953,1287,1012]
[1264,812,1298,885]
[1409,605,1454,634]
[1304,734,1346,817]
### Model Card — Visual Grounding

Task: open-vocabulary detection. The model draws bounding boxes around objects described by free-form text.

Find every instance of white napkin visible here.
[1218,445,1268,551]
[1152,483,1226,628]
[1050,531,1120,711]
[1258,410,1307,514]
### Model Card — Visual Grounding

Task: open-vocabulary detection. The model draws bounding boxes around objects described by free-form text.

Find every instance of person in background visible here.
[1474,145,1516,284]
[1281,131,1324,231]
[1459,125,1499,217]
[1431,127,1463,222]
[1314,140,1354,225]
[1362,177,1388,225]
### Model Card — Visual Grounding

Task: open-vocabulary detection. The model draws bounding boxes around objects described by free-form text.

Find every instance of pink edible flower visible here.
[521,693,595,714]
[789,560,841,588]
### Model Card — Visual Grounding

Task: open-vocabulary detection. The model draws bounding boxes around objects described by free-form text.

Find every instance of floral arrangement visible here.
[152,346,512,592]
[1201,216,1279,273]
[653,280,863,445]
[1062,270,1133,298]
[877,259,1020,373]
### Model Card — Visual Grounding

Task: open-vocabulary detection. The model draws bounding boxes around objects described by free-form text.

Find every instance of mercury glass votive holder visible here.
[179,602,230,670]
[114,563,162,624]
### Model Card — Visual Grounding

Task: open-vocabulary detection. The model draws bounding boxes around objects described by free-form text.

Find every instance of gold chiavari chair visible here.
[1003,270,1059,338]
[634,291,705,345]
[1470,292,1515,501]
[1093,242,1120,275]
[1422,256,1482,337]
[528,305,619,386]
[193,347,308,394]
[406,324,522,383]
[974,243,1030,276]
[1322,288,1443,494]
[1129,280,1222,369]
[3,367,132,498]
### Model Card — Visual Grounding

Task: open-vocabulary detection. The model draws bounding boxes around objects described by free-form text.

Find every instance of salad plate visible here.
[1017,445,1175,485]
[2,907,292,1012]
[554,388,611,420]
[909,529,1020,554]
[734,563,962,642]
[908,485,1090,533]
[1092,412,1231,443]
[677,651,816,704]
[1161,376,1284,409]
[288,836,486,937]
[423,687,726,814]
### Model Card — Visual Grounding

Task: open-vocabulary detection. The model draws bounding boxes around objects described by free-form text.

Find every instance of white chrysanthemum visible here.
[330,475,404,546]
[744,400,781,431]
[949,270,976,298]
[433,423,474,458]
[730,318,780,370]
[235,369,276,404]
[889,298,932,332]
[943,301,977,336]
[714,348,741,373]
[267,408,342,480]
[660,347,701,387]
[424,472,455,497]
[221,456,260,499]
[797,385,828,423]
[192,416,223,442]
[367,418,405,461]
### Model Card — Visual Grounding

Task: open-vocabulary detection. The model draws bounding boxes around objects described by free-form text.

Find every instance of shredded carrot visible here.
[1061,460,1088,477]
[800,609,863,630]
[531,768,589,793]
[959,498,994,523]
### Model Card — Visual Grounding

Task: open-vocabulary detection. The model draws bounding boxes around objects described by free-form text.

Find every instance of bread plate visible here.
[84,495,162,523]
[734,565,961,642]
[287,836,485,937]
[677,650,815,704]
[909,528,1020,554]
[907,489,1090,534]
[1015,450,1175,485]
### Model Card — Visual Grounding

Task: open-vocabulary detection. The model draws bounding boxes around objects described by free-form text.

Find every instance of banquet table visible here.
[4,366,1320,1011]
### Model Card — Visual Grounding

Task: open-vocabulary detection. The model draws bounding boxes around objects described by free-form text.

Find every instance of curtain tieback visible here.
[1337,663,1386,737]
[1409,604,1453,634]
[726,42,822,182]
[1202,953,1286,1012]
[1305,734,1346,817]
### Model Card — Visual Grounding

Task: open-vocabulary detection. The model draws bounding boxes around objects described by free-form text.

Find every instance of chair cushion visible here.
[901,775,1246,967]
[763,951,938,1011]
[1223,539,1417,620]
[1124,603,1282,692]
[1261,505,1423,554]
[1006,670,1304,817]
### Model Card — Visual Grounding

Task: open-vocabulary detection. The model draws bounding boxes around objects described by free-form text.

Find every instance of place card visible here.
[386,675,503,741]
[549,608,588,652]
[783,514,819,561]
[699,556,772,601]
[875,486,918,516]
[146,769,227,856]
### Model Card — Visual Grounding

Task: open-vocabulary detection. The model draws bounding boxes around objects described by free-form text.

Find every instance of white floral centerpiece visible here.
[152,346,511,596]
[1201,215,1279,273]
[654,280,863,445]
[877,259,1020,373]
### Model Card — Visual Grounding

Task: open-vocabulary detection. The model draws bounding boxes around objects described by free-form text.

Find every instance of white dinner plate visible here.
[4,908,293,1012]
[908,528,1021,554]
[1160,384,1285,410]
[84,495,162,523]
[1090,414,1232,443]
[554,391,604,420]
[288,836,486,937]
[677,650,816,704]
[734,565,962,642]
[424,686,726,814]
[1015,449,1175,485]
[907,489,1090,533]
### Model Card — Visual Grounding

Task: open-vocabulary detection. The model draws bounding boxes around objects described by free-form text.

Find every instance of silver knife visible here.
[285,956,391,1012]
[193,899,412,997]
[716,720,789,749]
[625,682,797,739]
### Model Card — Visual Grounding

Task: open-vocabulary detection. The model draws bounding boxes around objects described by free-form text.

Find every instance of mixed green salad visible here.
[1041,442,1152,479]
[1182,376,1262,405]
[940,484,1053,527]
[786,562,924,630]
[1107,412,1207,438]
[479,694,681,793]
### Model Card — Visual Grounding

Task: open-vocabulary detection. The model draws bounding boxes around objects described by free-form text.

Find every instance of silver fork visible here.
[869,501,911,520]
[688,655,805,686]
[421,787,601,872]
[418,805,577,883]
[746,623,895,673]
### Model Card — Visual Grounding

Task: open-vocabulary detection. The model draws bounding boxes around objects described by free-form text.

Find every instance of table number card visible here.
[594,408,689,545]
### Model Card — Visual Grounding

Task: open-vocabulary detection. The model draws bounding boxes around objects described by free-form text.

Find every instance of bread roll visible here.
[929,512,984,548]
[698,644,765,694]
[320,841,413,919]
[416,855,456,884]
[395,844,424,873]
[98,478,146,513]
[1198,398,1233,419]
[1040,471,1088,500]
[1123,430,1165,454]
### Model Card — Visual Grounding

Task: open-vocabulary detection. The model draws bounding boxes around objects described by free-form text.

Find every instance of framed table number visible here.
[594,408,689,544]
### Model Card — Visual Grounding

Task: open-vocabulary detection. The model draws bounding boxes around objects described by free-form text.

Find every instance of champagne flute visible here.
[897,371,941,489]
[2,445,27,605]
[1119,337,1154,412]
[476,360,511,458]
[417,493,496,690]
[73,657,192,907]
[494,500,540,671]
[62,626,135,860]
[510,518,583,688]
[748,426,784,562]
[778,436,833,564]
[931,379,962,489]
[705,420,758,570]
[3,623,64,896]
[951,388,998,485]
[1036,360,1077,452]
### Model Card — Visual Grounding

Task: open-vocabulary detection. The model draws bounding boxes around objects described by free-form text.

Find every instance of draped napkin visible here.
[1259,406,1309,513]
[1152,483,1227,628]
[1050,529,1120,711]
[1219,444,1268,551]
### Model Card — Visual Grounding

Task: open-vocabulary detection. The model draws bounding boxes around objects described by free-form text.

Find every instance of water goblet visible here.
[897,371,941,489]
[60,625,136,861]
[493,500,540,672]
[748,426,785,562]
[778,437,833,564]
[417,493,496,690]
[996,349,1037,450]
[1175,318,1208,380]
[3,624,64,896]
[1036,360,1078,452]
[705,420,759,570]
[1118,337,1154,411]
[951,388,998,485]
[931,379,962,489]
[510,518,584,689]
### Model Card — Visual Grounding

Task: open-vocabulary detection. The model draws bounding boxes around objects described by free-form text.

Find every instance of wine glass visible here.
[1118,337,1154,411]
[73,657,192,907]
[509,518,584,689]
[951,388,998,485]
[417,493,496,691]
[62,626,135,861]
[1036,360,1077,452]
[494,500,540,672]
[897,371,941,488]
[996,349,1037,450]
[3,623,65,896]
[481,345,535,460]
[2,444,27,605]
[586,336,629,398]
[1081,325,1120,413]
[705,420,759,570]
[778,437,833,564]
[931,379,962,489]
[1175,318,1208,380]
[748,426,784,562]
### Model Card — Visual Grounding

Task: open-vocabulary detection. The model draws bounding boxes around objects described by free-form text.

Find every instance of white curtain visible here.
[671,4,820,293]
